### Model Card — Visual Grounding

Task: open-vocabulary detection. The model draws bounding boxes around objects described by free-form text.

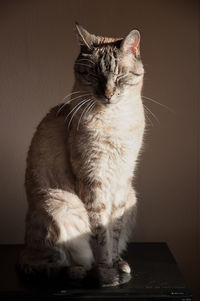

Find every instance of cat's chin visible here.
[95,98,121,106]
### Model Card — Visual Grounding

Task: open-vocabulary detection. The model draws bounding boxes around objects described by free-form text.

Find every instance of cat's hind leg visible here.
[19,206,68,276]
[20,189,94,279]
[51,189,94,279]
[19,245,67,276]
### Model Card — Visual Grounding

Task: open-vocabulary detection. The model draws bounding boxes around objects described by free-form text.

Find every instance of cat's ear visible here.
[75,22,97,50]
[120,29,140,57]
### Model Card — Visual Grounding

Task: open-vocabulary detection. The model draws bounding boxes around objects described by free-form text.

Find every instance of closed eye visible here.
[116,72,142,86]
[116,74,130,85]
[129,71,142,76]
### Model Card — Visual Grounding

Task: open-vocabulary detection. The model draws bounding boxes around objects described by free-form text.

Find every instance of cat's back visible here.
[25,105,74,194]
[27,105,68,162]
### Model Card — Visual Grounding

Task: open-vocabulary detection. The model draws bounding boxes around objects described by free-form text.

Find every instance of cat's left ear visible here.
[75,22,97,50]
[120,29,140,57]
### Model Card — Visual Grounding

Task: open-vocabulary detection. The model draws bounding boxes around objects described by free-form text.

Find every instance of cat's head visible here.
[74,23,144,105]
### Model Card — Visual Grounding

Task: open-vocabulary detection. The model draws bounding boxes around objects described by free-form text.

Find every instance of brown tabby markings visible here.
[91,180,103,189]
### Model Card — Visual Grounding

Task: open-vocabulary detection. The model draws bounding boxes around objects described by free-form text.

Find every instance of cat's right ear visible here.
[75,22,97,50]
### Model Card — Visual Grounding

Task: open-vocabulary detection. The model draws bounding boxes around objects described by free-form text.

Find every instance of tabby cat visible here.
[20,23,145,287]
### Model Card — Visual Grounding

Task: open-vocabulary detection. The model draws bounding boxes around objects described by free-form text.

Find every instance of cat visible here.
[19,23,145,287]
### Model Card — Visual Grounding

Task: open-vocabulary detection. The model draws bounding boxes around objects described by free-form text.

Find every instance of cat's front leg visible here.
[111,204,125,263]
[82,183,119,286]
[111,196,132,283]
[92,223,120,287]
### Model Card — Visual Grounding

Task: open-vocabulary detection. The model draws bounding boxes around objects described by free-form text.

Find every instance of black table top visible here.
[0,243,192,300]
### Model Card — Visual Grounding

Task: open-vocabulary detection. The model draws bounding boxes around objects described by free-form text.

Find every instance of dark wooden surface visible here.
[0,243,192,300]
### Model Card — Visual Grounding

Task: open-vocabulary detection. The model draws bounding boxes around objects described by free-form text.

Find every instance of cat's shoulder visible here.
[31,104,69,139]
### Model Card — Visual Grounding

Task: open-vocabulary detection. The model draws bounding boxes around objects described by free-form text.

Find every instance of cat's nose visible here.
[105,93,113,101]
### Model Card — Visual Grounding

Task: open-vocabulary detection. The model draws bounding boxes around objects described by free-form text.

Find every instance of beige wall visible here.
[0,0,199,297]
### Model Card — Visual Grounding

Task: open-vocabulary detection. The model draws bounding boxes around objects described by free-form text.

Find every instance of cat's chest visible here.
[85,107,144,150]
[77,111,144,162]
[70,101,145,178]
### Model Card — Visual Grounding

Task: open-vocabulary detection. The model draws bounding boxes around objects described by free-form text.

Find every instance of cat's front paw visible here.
[97,263,119,287]
[114,257,131,274]
[112,258,132,285]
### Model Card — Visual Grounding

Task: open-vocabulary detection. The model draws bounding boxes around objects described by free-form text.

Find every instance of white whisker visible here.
[77,99,94,131]
[142,95,173,113]
[62,90,86,101]
[57,93,91,116]
[82,53,90,57]
[65,98,91,126]
[77,59,95,65]
[65,98,90,123]
[69,93,91,102]
[75,63,93,68]
[144,107,153,127]
[143,104,160,124]
[84,100,96,117]
[87,101,96,116]
[67,98,92,129]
